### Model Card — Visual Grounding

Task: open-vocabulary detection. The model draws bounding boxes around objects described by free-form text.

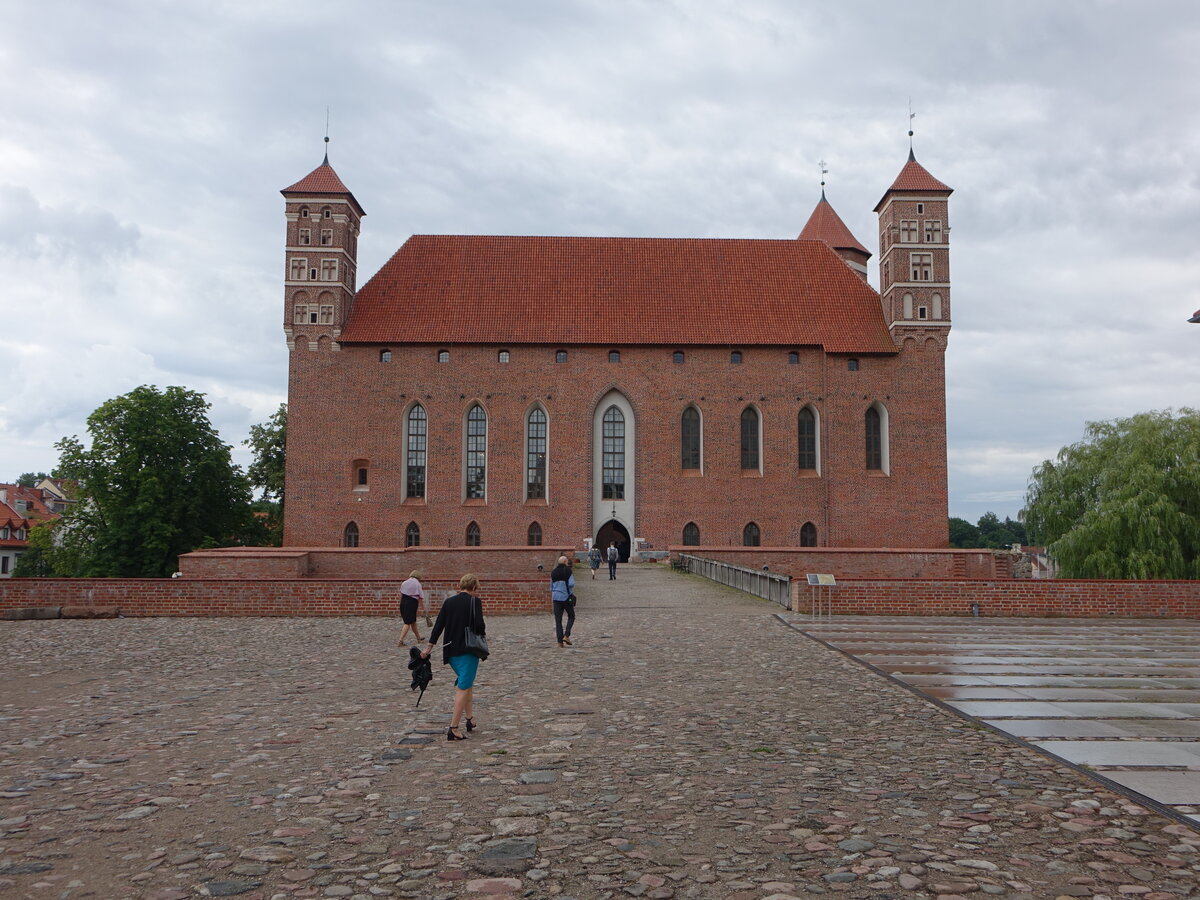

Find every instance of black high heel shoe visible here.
[447,726,467,741]
[465,717,476,733]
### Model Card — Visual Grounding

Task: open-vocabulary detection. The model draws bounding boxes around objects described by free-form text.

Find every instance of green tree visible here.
[53,385,256,577]
[16,472,50,487]
[1024,409,1200,579]
[948,517,981,548]
[11,521,57,576]
[244,403,286,545]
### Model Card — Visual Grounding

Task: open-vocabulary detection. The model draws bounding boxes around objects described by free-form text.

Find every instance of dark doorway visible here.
[595,519,631,562]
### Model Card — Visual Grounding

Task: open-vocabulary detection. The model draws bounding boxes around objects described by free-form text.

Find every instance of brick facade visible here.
[280,153,953,555]
[672,546,1013,580]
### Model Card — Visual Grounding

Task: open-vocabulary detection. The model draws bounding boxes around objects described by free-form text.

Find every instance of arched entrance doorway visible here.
[595,519,631,563]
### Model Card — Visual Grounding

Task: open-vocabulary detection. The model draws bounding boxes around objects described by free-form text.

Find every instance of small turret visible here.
[798,190,871,279]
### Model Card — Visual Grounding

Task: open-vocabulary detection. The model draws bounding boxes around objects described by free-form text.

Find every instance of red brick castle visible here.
[280,149,953,557]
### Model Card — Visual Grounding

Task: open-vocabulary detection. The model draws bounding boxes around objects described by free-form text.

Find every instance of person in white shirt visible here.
[397,569,428,647]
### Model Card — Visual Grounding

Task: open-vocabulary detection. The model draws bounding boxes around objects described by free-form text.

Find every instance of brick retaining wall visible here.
[791,578,1200,619]
[672,546,1012,579]
[0,578,550,618]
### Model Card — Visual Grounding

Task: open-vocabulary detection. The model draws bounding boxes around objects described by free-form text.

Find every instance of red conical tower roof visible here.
[874,150,952,211]
[281,156,365,216]
[798,192,870,257]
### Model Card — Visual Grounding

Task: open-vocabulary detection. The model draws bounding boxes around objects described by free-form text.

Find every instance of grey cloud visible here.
[0,185,140,262]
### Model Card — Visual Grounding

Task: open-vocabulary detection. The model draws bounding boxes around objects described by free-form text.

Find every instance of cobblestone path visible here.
[1,565,1198,899]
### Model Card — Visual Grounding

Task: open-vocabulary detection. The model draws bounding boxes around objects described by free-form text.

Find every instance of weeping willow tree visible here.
[1023,409,1200,579]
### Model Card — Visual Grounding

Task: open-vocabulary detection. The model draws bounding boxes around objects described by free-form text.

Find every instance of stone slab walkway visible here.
[790,616,1200,827]
[0,566,1197,899]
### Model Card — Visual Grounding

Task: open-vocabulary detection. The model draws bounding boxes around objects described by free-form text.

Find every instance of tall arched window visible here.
[405,404,426,499]
[602,406,625,499]
[681,407,700,470]
[405,522,420,547]
[740,407,760,471]
[465,404,487,498]
[800,521,817,547]
[343,522,359,547]
[683,522,700,546]
[798,407,817,471]
[526,407,547,500]
[866,406,883,470]
[466,521,481,546]
[527,522,542,546]
[742,522,760,546]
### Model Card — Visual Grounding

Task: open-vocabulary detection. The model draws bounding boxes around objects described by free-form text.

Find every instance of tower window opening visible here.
[917,203,924,214]
[319,305,333,324]
[299,206,309,218]
[900,220,918,242]
[299,228,311,246]
[321,228,333,246]
[322,206,332,218]
[918,306,928,320]
[848,358,859,371]
[910,253,932,281]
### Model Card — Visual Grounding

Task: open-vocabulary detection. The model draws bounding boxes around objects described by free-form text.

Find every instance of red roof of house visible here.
[798,194,870,257]
[874,151,953,211]
[281,159,364,216]
[338,235,897,354]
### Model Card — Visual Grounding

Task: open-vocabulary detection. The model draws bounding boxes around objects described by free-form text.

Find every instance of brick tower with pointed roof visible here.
[280,152,365,353]
[798,190,871,279]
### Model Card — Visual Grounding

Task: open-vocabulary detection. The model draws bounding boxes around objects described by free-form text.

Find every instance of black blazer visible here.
[428,591,486,664]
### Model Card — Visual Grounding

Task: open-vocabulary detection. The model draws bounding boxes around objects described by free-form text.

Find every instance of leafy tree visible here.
[53,385,256,577]
[244,403,286,545]
[11,521,57,577]
[1024,409,1200,579]
[16,472,50,487]
[948,517,981,548]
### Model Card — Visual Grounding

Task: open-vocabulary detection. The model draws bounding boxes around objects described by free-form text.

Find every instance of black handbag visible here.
[463,597,489,659]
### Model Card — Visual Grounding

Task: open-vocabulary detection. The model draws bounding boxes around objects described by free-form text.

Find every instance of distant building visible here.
[0,484,63,577]
[280,148,954,556]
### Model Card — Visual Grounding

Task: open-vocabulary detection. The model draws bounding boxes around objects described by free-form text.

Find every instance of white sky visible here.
[1,0,1198,525]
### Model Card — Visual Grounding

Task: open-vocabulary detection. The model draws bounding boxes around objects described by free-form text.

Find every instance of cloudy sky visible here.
[2,0,1198,525]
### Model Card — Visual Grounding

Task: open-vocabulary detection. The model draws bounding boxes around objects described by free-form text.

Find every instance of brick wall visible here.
[673,546,1011,579]
[791,579,1200,619]
[178,546,576,580]
[0,577,550,618]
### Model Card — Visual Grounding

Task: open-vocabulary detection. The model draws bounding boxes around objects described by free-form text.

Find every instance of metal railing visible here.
[677,554,791,608]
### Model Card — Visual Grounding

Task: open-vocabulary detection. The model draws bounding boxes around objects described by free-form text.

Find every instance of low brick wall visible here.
[672,546,1012,579]
[179,546,575,580]
[791,578,1200,619]
[0,578,550,618]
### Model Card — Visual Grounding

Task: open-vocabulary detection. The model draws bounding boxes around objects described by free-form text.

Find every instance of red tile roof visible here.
[798,194,870,257]
[281,160,364,215]
[874,152,953,210]
[338,235,896,354]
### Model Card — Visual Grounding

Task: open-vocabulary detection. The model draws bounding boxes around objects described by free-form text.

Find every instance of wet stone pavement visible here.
[0,567,1197,900]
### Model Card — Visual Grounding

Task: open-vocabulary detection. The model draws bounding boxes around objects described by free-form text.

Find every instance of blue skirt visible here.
[448,653,480,689]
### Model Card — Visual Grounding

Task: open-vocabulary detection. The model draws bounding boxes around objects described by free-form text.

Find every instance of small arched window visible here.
[681,407,701,470]
[498,349,510,363]
[740,407,760,470]
[466,521,481,546]
[527,522,542,546]
[299,206,310,218]
[730,350,743,364]
[609,350,621,363]
[438,349,450,363]
[343,522,359,547]
[848,358,860,371]
[800,521,817,547]
[380,349,392,362]
[322,206,332,218]
[683,522,700,546]
[556,349,568,363]
[742,522,760,546]
[405,522,420,547]
[673,350,685,364]
[788,351,799,365]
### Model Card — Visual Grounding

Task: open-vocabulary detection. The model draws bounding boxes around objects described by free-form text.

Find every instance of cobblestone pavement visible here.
[1,566,1198,900]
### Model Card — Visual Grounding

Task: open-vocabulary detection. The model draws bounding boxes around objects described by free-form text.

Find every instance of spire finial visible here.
[908,100,916,160]
[818,160,828,200]
[323,107,331,165]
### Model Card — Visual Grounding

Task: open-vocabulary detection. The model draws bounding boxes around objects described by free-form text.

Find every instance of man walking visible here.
[606,542,619,580]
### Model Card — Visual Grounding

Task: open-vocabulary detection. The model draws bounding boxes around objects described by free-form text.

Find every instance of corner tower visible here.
[280,154,365,351]
[798,190,871,280]
[874,150,952,348]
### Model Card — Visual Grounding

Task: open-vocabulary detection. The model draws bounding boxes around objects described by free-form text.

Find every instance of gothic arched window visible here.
[800,521,817,547]
[405,404,426,500]
[465,404,487,499]
[466,521,481,546]
[681,407,700,470]
[740,407,760,471]
[866,406,883,470]
[343,522,359,547]
[405,522,420,547]
[602,406,625,500]
[683,522,700,546]
[527,522,542,546]
[526,407,547,500]
[798,407,817,471]
[742,522,760,546]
